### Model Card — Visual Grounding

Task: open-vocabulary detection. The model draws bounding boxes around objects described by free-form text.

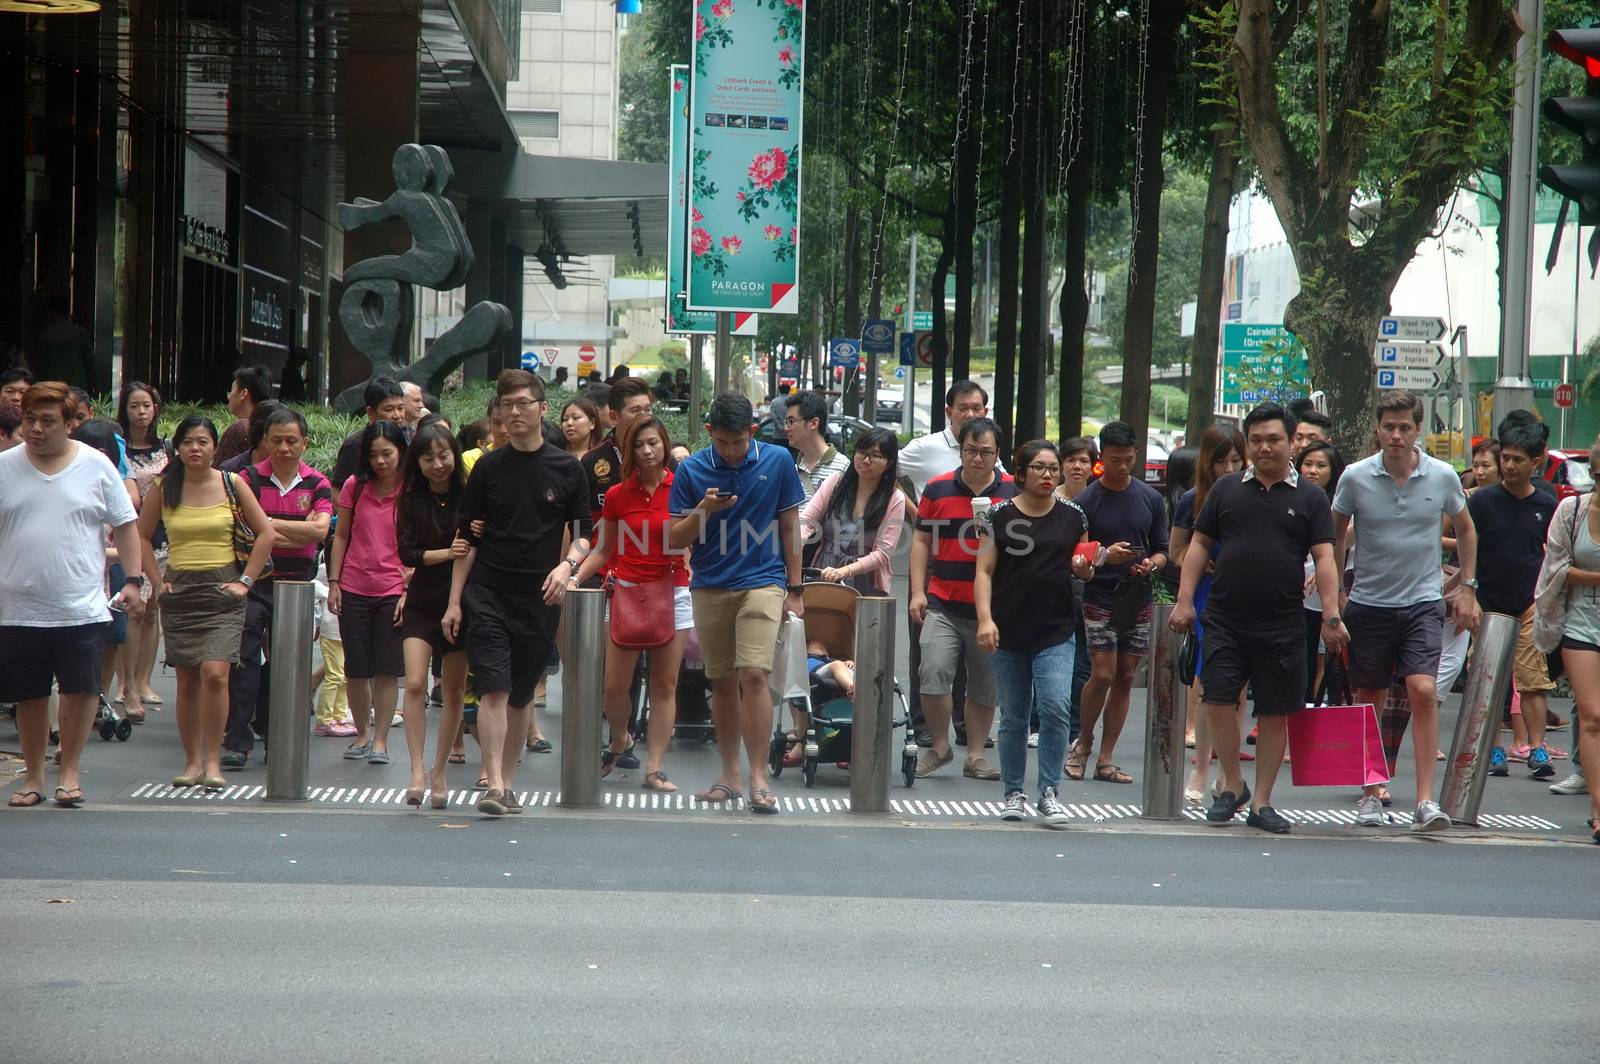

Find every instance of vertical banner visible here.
[686,0,804,315]
[668,66,757,336]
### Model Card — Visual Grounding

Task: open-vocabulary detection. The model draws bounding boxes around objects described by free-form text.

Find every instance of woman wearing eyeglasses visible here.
[800,428,906,595]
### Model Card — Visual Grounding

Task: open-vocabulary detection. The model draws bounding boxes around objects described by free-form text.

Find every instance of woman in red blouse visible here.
[572,415,692,792]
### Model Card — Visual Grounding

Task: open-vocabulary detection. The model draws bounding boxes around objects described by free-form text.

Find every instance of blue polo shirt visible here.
[669,438,805,591]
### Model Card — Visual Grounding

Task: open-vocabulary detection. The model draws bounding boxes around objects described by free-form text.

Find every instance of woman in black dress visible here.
[395,421,470,808]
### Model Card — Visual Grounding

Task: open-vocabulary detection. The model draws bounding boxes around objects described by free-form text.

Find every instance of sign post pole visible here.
[714,312,731,395]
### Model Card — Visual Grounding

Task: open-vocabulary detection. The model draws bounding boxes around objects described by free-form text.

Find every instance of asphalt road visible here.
[1,809,1595,1064]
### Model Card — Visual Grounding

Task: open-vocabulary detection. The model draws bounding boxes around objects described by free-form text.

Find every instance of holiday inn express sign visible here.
[686,0,805,315]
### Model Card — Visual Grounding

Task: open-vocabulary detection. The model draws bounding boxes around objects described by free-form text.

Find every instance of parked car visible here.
[755,413,875,457]
[1093,435,1170,494]
[1545,449,1593,500]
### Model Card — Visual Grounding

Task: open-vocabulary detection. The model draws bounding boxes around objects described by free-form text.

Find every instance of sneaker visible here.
[428,684,443,707]
[1356,793,1384,827]
[1036,787,1070,828]
[963,756,1001,781]
[1246,805,1291,834]
[1507,744,1531,763]
[390,712,404,727]
[1411,799,1450,832]
[1549,770,1588,795]
[914,727,934,749]
[999,790,1029,821]
[220,749,248,770]
[618,745,641,770]
[1206,781,1251,823]
[915,747,954,778]
[954,727,968,747]
[1245,723,1259,746]
[1488,746,1509,776]
[1027,732,1039,748]
[1528,746,1555,780]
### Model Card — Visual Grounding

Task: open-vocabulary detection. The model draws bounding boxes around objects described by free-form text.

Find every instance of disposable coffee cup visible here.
[970,496,993,534]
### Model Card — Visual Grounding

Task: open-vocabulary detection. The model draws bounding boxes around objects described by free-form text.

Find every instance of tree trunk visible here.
[1118,0,1183,457]
[842,186,863,416]
[994,146,1021,450]
[1185,123,1238,443]
[865,154,888,320]
[1282,262,1389,457]
[929,209,956,433]
[1014,0,1051,447]
[1058,151,1090,446]
[952,74,979,383]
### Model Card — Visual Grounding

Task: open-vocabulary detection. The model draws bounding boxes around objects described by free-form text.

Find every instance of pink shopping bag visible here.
[1288,703,1391,788]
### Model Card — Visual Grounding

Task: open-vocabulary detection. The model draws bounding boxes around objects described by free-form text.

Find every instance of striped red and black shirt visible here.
[916,469,1017,619]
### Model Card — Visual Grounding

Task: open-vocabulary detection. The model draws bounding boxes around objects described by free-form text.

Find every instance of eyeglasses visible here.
[855,451,887,463]
[1027,463,1061,475]
[960,447,997,460]
[782,417,801,426]
[501,398,542,412]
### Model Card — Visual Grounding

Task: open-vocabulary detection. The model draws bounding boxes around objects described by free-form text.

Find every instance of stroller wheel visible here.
[116,720,133,742]
[98,719,116,742]
[902,751,917,788]
[803,757,818,788]
[767,732,785,777]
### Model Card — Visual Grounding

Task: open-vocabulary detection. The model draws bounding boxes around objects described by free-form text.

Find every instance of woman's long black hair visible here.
[115,380,163,446]
[397,420,464,547]
[825,427,900,536]
[162,415,219,510]
[1295,440,1345,500]
[355,420,409,484]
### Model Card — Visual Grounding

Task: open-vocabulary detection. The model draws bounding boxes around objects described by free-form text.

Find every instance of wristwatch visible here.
[1461,577,1480,590]
[565,558,580,574]
[787,584,804,594]
[239,574,255,590]
[122,575,142,587]
[1322,614,1341,627]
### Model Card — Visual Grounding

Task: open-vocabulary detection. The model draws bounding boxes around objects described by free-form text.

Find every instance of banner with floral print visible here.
[686,0,804,315]
[668,66,757,336]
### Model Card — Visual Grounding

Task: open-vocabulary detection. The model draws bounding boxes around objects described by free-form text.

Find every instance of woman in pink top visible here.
[328,421,407,764]
[800,428,906,595]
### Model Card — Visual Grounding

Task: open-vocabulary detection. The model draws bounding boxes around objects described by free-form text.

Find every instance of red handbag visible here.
[606,576,675,650]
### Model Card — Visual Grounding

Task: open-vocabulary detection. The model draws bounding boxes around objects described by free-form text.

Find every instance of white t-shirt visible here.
[0,442,139,627]
[899,427,1007,499]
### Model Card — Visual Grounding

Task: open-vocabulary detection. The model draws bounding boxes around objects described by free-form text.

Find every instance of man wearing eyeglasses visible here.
[783,391,850,502]
[909,416,1016,780]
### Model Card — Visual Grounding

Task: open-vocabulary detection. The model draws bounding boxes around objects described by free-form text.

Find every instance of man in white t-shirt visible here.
[0,382,143,808]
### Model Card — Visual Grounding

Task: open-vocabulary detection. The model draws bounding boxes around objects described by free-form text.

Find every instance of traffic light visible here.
[1540,29,1600,227]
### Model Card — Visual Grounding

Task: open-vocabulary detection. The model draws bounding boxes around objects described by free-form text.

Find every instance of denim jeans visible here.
[993,636,1077,799]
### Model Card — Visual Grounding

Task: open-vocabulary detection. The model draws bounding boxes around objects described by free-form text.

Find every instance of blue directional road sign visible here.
[829,338,861,369]
[862,318,895,355]
[520,351,538,371]
[894,366,907,379]
[898,332,916,366]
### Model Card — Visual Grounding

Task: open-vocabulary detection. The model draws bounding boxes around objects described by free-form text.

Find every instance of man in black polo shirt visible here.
[1171,403,1348,834]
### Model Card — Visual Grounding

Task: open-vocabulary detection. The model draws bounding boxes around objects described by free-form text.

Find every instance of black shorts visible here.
[0,623,106,702]
[341,591,405,679]
[1344,600,1445,691]
[1199,613,1307,716]
[463,579,555,709]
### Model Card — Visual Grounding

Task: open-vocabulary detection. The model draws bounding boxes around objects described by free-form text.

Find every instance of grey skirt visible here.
[160,565,246,667]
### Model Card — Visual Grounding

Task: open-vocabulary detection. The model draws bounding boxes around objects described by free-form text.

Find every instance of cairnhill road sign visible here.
[1375,367,1442,391]
[912,311,933,331]
[1378,316,1447,342]
[1373,341,1446,370]
[862,319,895,355]
[829,337,861,369]
[1220,323,1309,405]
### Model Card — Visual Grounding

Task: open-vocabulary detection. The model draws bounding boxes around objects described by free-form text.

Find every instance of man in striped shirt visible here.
[908,417,1016,779]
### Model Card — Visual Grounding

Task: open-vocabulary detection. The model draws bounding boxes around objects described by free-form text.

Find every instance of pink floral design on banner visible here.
[784,0,803,8]
[690,227,712,257]
[711,0,733,19]
[747,147,789,192]
[721,235,743,255]
[695,12,707,40]
[691,207,704,223]
[763,224,783,241]
[778,46,794,65]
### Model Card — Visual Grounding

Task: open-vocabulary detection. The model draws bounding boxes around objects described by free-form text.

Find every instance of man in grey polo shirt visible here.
[1332,390,1480,831]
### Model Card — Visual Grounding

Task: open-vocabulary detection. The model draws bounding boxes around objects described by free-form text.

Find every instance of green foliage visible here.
[1098,169,1208,369]
[618,8,674,165]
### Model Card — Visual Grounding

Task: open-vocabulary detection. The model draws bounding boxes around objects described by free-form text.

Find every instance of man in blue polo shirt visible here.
[669,393,806,815]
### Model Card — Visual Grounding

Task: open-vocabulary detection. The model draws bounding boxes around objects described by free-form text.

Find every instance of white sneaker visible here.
[391,712,404,727]
[1356,794,1384,827]
[1027,732,1039,748]
[1411,799,1450,832]
[1549,770,1588,795]
[1036,787,1071,829]
[999,790,1029,821]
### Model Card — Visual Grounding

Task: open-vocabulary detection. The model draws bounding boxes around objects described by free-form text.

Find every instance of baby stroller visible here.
[765,580,917,788]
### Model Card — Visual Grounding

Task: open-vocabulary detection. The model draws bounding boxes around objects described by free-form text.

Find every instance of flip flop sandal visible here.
[642,771,677,792]
[448,752,466,764]
[749,788,780,814]
[1093,764,1133,784]
[8,790,43,807]
[53,787,84,807]
[476,777,490,790]
[693,782,741,804]
[601,748,626,778]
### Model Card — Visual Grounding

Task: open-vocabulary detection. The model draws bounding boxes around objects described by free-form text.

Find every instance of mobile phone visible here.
[711,489,734,498]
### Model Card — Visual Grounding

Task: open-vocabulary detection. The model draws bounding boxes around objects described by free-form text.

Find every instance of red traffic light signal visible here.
[1549,28,1600,78]
[1540,29,1600,227]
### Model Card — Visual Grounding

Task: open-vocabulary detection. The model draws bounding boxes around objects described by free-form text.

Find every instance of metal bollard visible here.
[1440,611,1519,826]
[558,587,606,809]
[265,581,316,802]
[1140,603,1188,820]
[849,596,897,815]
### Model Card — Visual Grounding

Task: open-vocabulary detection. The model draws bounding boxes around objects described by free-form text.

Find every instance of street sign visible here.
[861,318,895,355]
[780,356,800,378]
[1375,367,1442,391]
[1378,316,1447,342]
[1554,382,1576,409]
[915,330,935,367]
[912,311,933,331]
[1372,341,1446,369]
[893,366,907,379]
[520,351,538,371]
[829,338,861,369]
[1220,323,1308,405]
[578,344,597,363]
[542,347,560,366]
[898,332,916,366]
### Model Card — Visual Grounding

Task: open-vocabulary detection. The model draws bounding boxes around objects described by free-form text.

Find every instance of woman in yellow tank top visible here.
[136,415,274,791]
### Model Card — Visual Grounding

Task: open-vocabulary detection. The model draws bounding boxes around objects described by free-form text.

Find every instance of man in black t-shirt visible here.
[1468,421,1559,777]
[1172,403,1348,834]
[444,370,591,816]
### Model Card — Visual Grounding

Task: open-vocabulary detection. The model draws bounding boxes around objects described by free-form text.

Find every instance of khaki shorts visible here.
[691,586,786,680]
[1513,605,1555,694]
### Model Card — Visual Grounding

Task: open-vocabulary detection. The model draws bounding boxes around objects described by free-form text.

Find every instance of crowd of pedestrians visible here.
[0,366,1593,842]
